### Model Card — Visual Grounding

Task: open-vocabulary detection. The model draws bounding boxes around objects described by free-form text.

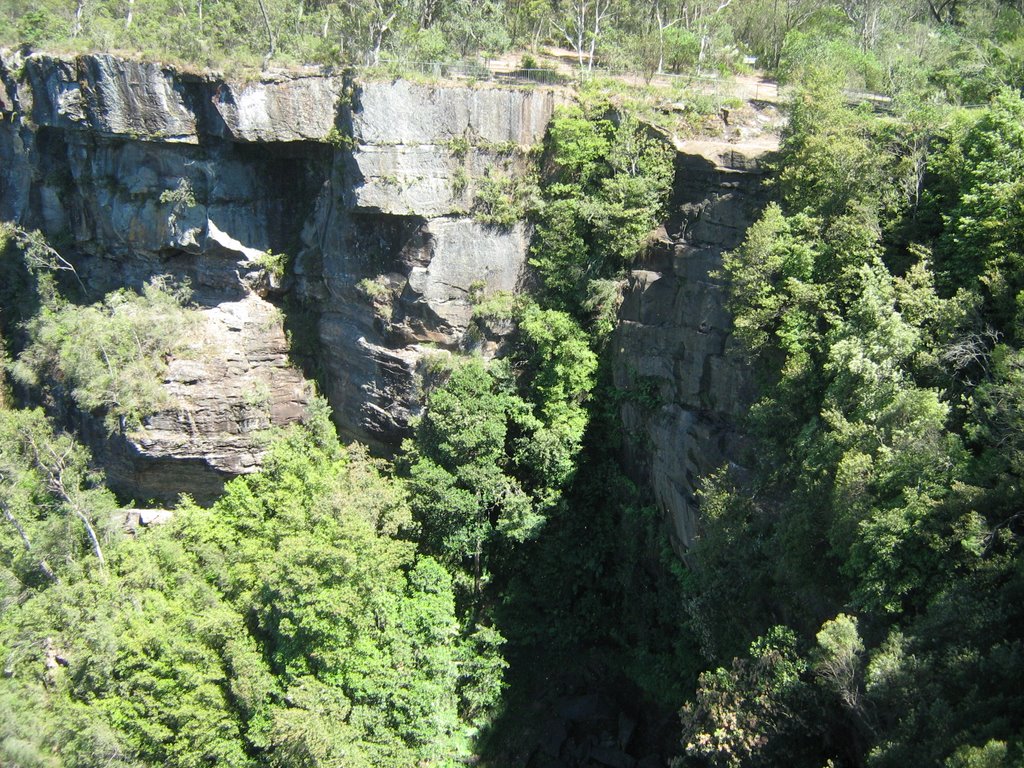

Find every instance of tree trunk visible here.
[1,499,58,583]
[72,0,86,37]
[69,501,105,567]
[420,0,440,28]
[474,538,482,596]
[20,431,106,571]
[656,8,679,74]
[370,11,397,67]
[657,9,666,74]
[588,0,611,71]
[255,0,275,70]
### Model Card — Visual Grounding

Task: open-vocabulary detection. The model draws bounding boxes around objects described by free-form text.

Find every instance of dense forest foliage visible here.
[676,74,1024,767]
[3,0,1024,766]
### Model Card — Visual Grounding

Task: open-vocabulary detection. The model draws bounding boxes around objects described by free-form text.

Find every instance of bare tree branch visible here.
[19,427,105,568]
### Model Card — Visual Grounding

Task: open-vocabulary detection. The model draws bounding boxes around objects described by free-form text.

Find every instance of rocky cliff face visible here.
[614,138,775,558]
[0,50,557,501]
[295,78,557,448]
[1,49,772,546]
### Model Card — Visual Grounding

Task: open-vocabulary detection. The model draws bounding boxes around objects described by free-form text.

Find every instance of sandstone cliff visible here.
[1,49,775,557]
[295,77,558,448]
[0,50,557,501]
[614,138,776,557]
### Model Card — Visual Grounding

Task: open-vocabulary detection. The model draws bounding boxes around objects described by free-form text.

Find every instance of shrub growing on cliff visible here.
[12,276,200,433]
[531,106,673,321]
[405,358,535,589]
[405,304,596,596]
[253,249,288,280]
[472,168,539,228]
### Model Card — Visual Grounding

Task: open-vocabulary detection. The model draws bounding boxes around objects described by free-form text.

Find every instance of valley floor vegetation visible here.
[3,1,1024,766]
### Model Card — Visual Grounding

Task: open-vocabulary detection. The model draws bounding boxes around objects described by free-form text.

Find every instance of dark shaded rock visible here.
[556,694,617,722]
[590,745,637,768]
[612,138,777,558]
[0,49,558,498]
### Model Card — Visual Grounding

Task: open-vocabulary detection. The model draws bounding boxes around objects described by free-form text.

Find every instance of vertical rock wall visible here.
[1,47,773,544]
[0,52,338,502]
[613,139,775,558]
[294,79,559,448]
[0,50,558,500]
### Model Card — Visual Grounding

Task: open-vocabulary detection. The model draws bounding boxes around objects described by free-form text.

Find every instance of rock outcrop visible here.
[295,80,558,448]
[13,51,345,144]
[0,49,558,499]
[85,294,311,503]
[612,138,776,558]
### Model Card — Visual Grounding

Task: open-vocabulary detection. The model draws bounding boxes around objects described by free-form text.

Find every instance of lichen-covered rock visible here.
[85,295,310,504]
[213,73,346,142]
[0,53,341,501]
[404,218,528,332]
[346,144,467,216]
[346,80,561,217]
[354,79,557,145]
[21,53,198,141]
[344,80,558,217]
[0,51,20,114]
[291,80,558,448]
[298,204,533,447]
[3,51,347,145]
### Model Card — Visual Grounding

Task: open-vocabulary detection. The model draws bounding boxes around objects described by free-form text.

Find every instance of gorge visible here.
[0,50,774,550]
[4,30,1024,767]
